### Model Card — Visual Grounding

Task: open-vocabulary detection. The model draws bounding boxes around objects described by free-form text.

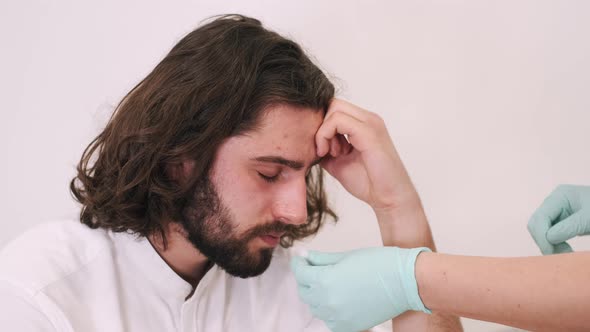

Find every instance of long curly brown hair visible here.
[70,14,337,247]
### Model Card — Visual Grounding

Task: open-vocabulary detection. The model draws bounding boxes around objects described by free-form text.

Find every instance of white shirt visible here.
[0,221,331,332]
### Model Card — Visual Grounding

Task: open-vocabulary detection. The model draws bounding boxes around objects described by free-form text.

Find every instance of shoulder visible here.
[0,220,113,293]
[0,281,61,332]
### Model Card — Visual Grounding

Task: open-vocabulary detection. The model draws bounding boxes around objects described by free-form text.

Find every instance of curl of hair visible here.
[70,14,337,247]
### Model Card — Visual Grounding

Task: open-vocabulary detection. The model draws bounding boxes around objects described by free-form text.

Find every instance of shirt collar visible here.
[112,231,195,301]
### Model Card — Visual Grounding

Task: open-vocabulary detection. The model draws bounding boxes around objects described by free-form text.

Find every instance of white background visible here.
[1,1,589,331]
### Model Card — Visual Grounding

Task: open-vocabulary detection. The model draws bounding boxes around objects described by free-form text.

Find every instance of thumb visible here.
[553,242,574,254]
[306,250,347,266]
[290,256,317,286]
[547,209,590,244]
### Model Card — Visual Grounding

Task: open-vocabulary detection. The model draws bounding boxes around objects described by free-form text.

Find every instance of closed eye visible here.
[258,172,280,183]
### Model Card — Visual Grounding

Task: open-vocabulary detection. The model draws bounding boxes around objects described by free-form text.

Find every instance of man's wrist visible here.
[373,196,427,225]
[373,198,435,250]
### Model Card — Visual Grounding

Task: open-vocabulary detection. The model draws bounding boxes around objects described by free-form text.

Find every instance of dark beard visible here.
[179,174,293,278]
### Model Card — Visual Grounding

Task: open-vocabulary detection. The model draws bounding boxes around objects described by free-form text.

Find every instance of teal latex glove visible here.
[528,184,590,255]
[290,247,431,332]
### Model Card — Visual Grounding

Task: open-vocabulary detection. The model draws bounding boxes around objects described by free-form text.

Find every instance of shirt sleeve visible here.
[0,282,58,332]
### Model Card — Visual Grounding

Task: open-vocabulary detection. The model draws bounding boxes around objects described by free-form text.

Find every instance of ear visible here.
[166,159,196,182]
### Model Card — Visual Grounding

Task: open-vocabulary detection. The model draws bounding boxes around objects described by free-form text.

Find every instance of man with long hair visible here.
[0,15,460,331]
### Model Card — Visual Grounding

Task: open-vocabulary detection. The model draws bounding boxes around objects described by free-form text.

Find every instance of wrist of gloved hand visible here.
[385,246,432,314]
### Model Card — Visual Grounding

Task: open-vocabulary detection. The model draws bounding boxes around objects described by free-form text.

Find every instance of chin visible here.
[230,248,274,279]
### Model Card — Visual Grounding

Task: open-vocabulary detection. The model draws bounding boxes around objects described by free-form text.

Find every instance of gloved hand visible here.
[528,184,590,255]
[290,247,431,332]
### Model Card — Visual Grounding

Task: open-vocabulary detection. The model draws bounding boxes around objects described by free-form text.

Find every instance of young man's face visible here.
[180,104,324,278]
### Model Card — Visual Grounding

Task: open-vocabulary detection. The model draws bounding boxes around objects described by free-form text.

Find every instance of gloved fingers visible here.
[546,209,590,244]
[528,194,564,255]
[296,283,317,306]
[306,250,346,266]
[527,214,555,255]
[309,305,340,331]
[553,242,573,254]
[298,293,338,329]
[309,304,334,321]
[530,190,569,224]
[291,256,324,286]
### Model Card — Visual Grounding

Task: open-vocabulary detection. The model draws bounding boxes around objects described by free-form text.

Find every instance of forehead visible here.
[220,104,324,163]
[254,104,324,141]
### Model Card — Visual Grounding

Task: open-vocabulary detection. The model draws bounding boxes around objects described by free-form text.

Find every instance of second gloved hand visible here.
[290,247,431,332]
[528,185,590,255]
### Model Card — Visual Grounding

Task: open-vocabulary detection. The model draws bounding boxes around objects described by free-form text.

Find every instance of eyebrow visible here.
[252,155,324,170]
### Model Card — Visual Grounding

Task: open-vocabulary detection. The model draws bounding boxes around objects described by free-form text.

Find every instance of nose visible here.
[272,177,308,226]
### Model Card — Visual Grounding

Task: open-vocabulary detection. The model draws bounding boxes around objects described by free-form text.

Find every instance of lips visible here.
[267,232,285,238]
[259,232,284,247]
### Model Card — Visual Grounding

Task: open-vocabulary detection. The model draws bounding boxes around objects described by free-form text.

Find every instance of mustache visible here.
[244,221,298,239]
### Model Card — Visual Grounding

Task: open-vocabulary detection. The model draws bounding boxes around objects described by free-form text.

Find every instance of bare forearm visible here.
[374,205,463,332]
[416,252,590,331]
[374,200,435,250]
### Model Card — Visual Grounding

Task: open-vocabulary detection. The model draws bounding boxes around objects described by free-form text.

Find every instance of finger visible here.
[290,256,318,286]
[310,306,336,326]
[546,209,590,244]
[297,285,334,322]
[296,283,316,305]
[527,215,555,255]
[316,111,371,157]
[319,151,360,182]
[329,136,341,157]
[337,134,353,155]
[527,194,567,255]
[328,134,352,158]
[327,98,371,122]
[306,250,346,266]
[316,111,363,157]
[554,242,574,254]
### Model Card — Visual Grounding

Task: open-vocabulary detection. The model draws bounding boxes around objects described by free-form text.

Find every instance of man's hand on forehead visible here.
[314,98,418,212]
